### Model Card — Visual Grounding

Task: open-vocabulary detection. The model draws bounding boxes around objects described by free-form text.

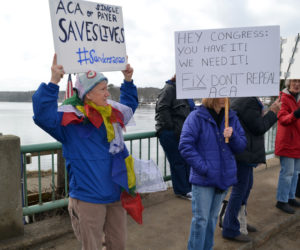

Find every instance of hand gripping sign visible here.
[49,0,127,73]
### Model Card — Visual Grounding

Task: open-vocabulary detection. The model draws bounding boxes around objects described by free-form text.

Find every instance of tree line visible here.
[0,85,161,104]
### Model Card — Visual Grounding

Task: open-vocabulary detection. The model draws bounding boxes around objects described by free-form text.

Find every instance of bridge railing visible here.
[20,126,277,216]
[265,124,277,155]
[20,131,170,216]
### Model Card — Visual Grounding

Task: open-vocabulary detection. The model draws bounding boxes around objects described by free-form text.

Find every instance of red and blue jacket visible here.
[32,81,138,204]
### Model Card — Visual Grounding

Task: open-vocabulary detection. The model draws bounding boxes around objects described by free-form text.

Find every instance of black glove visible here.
[294,107,300,118]
[215,188,226,194]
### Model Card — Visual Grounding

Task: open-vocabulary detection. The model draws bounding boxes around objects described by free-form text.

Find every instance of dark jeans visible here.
[159,130,191,195]
[222,162,254,238]
[296,173,300,198]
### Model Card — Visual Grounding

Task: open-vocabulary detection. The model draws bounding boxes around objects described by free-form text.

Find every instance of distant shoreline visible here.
[0,91,65,103]
[0,86,160,103]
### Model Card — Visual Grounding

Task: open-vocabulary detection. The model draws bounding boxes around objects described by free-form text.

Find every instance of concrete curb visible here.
[0,215,73,250]
[237,205,300,249]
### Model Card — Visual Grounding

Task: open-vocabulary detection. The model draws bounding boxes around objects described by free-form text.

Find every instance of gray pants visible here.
[68,197,127,250]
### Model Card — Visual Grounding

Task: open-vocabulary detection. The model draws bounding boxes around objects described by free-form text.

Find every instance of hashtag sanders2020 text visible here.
[77,48,126,65]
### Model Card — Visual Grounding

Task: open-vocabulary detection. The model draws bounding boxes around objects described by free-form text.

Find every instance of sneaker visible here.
[276,201,295,214]
[176,192,192,201]
[247,224,257,232]
[219,200,228,228]
[223,233,252,242]
[288,199,300,207]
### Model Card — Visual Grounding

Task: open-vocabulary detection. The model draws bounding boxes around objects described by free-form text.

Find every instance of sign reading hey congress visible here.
[49,0,126,73]
[175,25,280,99]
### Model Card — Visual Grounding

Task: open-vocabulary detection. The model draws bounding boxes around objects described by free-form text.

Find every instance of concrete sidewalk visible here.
[1,158,300,250]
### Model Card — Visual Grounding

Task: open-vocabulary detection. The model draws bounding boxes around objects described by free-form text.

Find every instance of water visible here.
[0,102,163,171]
[0,102,156,145]
[0,102,53,145]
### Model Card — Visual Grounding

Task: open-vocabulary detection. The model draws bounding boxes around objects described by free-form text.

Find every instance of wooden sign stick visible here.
[225,98,229,143]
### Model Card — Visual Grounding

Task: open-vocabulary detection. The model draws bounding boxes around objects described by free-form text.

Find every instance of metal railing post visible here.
[57,149,66,197]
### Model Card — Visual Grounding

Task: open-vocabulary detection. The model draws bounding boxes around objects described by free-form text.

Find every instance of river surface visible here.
[0,102,158,171]
[0,102,156,144]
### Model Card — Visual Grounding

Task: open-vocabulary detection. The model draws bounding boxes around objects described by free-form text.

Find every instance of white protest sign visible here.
[280,34,300,79]
[175,25,280,99]
[49,0,126,73]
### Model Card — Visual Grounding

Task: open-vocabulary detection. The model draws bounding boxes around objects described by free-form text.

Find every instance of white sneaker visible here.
[176,192,192,201]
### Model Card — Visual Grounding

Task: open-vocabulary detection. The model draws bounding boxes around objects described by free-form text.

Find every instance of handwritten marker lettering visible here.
[76,48,125,65]
[76,47,89,65]
[49,0,127,73]
[175,26,280,98]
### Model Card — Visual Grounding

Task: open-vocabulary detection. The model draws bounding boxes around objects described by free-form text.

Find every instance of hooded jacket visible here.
[275,89,300,158]
[179,105,247,190]
[32,81,138,204]
[155,80,194,139]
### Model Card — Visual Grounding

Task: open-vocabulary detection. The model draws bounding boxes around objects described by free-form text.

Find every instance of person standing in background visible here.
[222,97,281,242]
[275,79,300,214]
[155,75,195,200]
[179,98,247,250]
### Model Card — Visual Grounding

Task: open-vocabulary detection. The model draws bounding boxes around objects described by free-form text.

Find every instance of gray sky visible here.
[1,0,300,91]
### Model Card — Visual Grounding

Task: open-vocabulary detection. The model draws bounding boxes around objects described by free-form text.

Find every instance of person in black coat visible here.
[222,97,281,242]
[155,75,195,199]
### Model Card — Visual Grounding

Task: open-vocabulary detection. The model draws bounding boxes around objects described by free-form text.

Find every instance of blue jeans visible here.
[159,130,191,195]
[276,157,300,202]
[222,163,254,238]
[188,185,227,250]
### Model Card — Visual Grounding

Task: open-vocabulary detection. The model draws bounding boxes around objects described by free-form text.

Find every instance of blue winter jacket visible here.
[32,81,138,204]
[179,105,247,190]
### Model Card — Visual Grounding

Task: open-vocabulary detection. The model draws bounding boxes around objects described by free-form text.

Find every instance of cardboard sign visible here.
[175,25,280,99]
[280,34,300,79]
[49,0,127,73]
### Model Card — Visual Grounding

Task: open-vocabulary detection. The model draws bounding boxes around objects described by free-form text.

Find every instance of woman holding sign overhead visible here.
[32,54,139,250]
[179,98,246,250]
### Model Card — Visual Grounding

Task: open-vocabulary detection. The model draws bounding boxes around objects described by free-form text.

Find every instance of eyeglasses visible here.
[290,80,300,85]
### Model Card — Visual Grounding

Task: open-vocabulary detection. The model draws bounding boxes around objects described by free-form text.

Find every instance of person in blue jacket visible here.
[32,54,138,250]
[179,98,247,250]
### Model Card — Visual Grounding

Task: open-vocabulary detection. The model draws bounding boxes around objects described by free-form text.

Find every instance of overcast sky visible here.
[1,0,300,91]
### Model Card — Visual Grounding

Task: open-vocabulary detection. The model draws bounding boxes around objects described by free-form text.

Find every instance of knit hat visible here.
[75,70,108,100]
[285,79,290,88]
